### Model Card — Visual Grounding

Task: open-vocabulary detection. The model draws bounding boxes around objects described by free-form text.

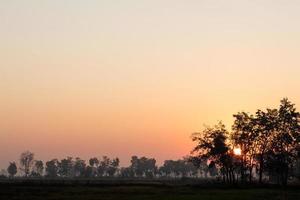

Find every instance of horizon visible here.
[2,0,300,170]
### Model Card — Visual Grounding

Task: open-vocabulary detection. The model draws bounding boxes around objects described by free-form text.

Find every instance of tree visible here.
[74,157,86,177]
[130,156,157,178]
[160,158,197,178]
[45,159,58,177]
[58,157,74,177]
[190,157,208,178]
[88,157,99,177]
[272,98,300,185]
[107,158,120,177]
[7,162,17,177]
[231,112,256,182]
[120,167,134,178]
[130,156,142,177]
[183,157,198,177]
[142,157,156,178]
[19,151,34,177]
[98,156,110,177]
[32,160,44,176]
[159,160,174,177]
[89,157,99,167]
[191,122,234,183]
[254,108,278,184]
[85,166,94,178]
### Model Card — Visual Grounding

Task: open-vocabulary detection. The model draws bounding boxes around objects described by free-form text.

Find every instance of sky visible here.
[1,0,300,169]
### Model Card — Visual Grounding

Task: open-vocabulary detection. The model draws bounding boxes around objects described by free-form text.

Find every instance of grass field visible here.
[1,180,300,200]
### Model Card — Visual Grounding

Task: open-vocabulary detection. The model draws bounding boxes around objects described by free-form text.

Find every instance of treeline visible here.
[5,152,202,179]
[191,98,300,185]
[2,98,300,186]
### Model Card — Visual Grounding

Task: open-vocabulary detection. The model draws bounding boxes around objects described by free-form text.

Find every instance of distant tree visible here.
[96,156,120,177]
[74,157,86,177]
[88,157,99,177]
[198,158,209,178]
[45,159,58,177]
[7,162,17,177]
[160,159,197,178]
[32,160,44,176]
[58,157,74,177]
[130,156,157,178]
[159,160,173,177]
[107,158,120,177]
[98,156,110,177]
[143,157,156,178]
[19,151,34,177]
[183,157,198,177]
[85,166,94,178]
[89,157,99,167]
[120,167,134,178]
[130,156,142,177]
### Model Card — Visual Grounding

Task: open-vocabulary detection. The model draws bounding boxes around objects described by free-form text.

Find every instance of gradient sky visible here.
[1,0,300,169]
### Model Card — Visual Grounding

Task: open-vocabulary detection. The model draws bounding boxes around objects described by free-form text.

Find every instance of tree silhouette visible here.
[231,112,256,183]
[89,157,99,177]
[58,157,74,177]
[254,108,279,183]
[45,159,58,177]
[5,98,300,186]
[19,151,34,177]
[272,98,300,185]
[120,167,134,178]
[107,158,120,177]
[7,162,17,177]
[32,160,44,177]
[192,122,233,182]
[130,156,157,178]
[74,157,86,177]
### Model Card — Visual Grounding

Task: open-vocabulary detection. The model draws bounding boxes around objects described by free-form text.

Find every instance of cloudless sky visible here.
[1,0,300,169]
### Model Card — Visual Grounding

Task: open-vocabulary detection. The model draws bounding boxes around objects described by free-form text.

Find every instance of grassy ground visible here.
[1,184,300,200]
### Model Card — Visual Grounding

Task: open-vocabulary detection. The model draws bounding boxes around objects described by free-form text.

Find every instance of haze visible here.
[1,0,300,168]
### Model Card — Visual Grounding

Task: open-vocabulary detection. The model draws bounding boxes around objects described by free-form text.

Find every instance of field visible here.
[1,179,300,200]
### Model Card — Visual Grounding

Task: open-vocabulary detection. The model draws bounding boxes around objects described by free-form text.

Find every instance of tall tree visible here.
[254,108,278,184]
[273,98,300,185]
[19,151,34,177]
[231,112,256,182]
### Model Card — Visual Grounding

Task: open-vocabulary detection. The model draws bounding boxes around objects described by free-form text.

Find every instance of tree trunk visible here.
[249,166,253,183]
[259,155,263,184]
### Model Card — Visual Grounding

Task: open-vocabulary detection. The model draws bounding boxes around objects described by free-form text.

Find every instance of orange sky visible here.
[1,0,300,168]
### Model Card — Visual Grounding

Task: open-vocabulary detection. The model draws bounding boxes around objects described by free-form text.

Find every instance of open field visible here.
[1,179,300,200]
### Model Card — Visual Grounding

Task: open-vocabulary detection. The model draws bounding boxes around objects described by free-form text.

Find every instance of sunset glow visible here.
[233,148,242,156]
[1,0,300,169]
